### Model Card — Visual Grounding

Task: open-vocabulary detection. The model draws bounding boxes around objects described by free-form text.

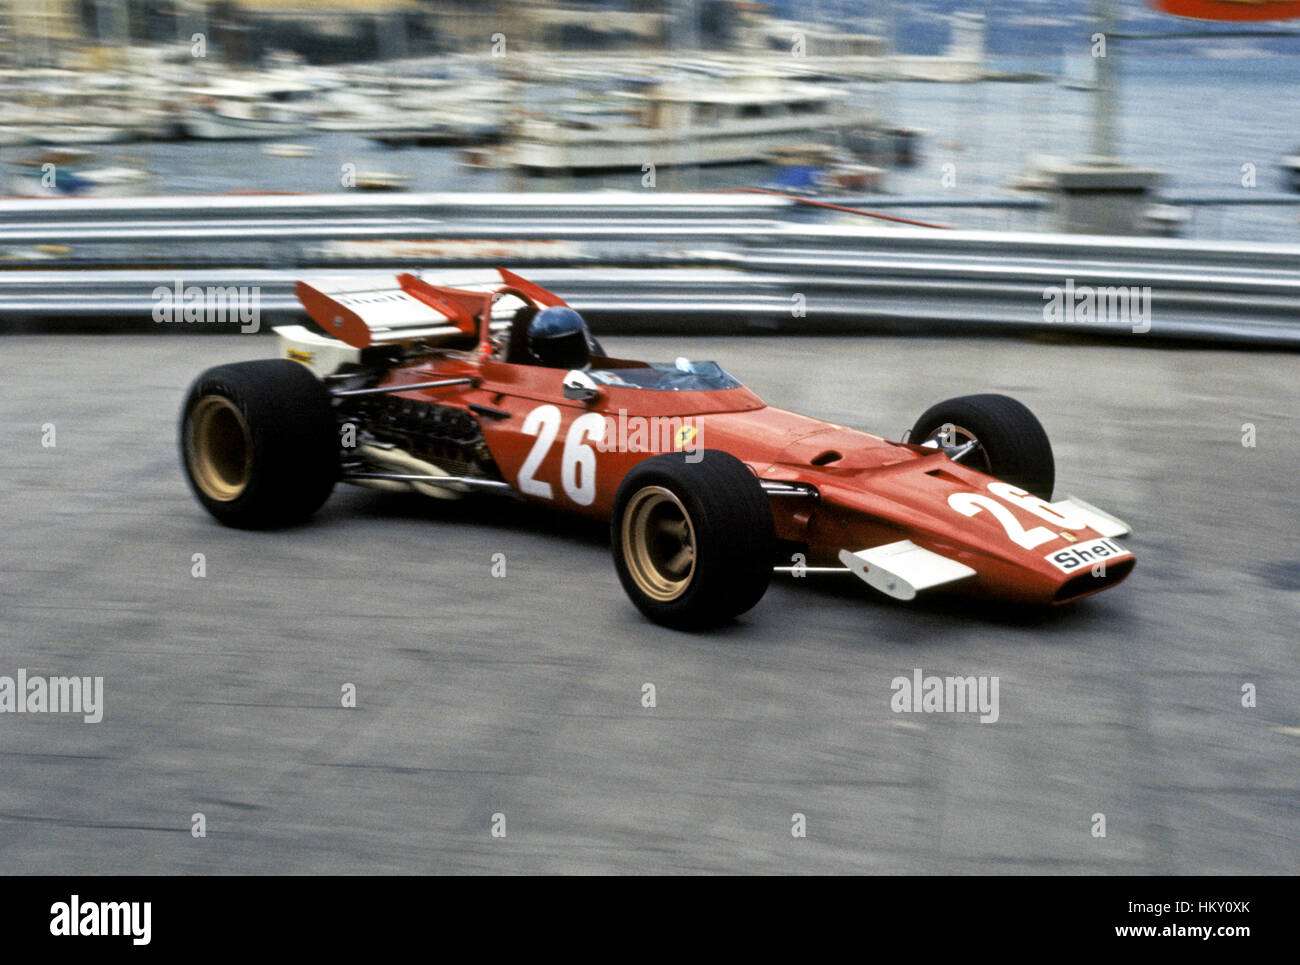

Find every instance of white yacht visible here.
[1,72,162,145]
[32,124,132,146]
[510,79,876,173]
[317,78,508,147]
[181,76,320,140]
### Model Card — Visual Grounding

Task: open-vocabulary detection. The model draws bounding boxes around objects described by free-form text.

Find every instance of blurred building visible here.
[428,2,675,53]
[219,0,422,22]
[890,12,985,82]
[422,0,513,52]
[0,0,82,65]
[214,0,426,60]
[522,5,671,50]
[0,0,756,64]
[209,1,675,58]
[948,11,985,62]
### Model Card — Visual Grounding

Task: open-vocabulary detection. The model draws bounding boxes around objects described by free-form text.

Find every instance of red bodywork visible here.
[305,269,1135,606]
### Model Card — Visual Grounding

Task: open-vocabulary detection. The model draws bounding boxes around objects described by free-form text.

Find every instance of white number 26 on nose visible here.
[947,482,1093,550]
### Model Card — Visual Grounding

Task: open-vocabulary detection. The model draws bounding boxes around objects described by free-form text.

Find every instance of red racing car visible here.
[179,268,1135,628]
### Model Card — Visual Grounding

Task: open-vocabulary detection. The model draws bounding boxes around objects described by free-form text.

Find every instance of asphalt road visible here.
[1,333,1296,875]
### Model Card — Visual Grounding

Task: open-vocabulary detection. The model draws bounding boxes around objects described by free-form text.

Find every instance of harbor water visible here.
[7,55,1297,242]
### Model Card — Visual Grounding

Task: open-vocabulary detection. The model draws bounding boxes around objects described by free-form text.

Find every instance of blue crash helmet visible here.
[528,306,591,369]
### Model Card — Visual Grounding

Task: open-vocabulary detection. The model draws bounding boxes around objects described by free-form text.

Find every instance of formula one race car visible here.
[179,268,1135,628]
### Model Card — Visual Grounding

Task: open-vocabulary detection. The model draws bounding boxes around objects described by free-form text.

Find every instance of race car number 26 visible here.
[947,482,1094,549]
[518,405,606,506]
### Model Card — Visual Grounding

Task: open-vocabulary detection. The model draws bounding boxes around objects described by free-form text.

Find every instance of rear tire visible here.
[611,451,774,629]
[909,393,1055,500]
[180,359,338,528]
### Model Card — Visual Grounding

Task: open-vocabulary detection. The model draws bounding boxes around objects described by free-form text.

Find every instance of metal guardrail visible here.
[1,194,1297,346]
[0,192,794,223]
[6,264,1297,346]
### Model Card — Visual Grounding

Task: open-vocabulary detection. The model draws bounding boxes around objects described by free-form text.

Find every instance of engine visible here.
[341,394,499,481]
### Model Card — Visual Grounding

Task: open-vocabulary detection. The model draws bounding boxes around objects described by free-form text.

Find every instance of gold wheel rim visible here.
[622,486,696,602]
[187,395,252,502]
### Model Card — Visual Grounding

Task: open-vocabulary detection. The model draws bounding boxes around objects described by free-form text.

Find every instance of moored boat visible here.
[510,78,878,173]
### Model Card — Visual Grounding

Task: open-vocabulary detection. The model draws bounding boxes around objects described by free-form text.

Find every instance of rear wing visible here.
[294,267,569,350]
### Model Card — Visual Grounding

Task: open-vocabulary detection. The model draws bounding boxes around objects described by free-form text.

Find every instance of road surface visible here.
[1,334,1295,874]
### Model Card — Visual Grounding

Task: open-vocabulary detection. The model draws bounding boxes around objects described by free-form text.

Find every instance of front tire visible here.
[909,393,1055,500]
[611,451,775,630]
[180,359,339,528]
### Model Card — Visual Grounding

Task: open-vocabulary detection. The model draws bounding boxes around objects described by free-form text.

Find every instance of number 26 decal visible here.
[948,482,1092,549]
[518,405,605,506]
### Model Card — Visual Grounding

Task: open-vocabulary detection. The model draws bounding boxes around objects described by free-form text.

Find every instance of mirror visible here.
[563,369,601,403]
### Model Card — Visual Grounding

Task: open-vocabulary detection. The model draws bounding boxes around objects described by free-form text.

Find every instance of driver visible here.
[527,306,592,369]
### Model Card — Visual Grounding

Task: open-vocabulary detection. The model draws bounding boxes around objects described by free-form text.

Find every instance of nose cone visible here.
[814,452,1136,604]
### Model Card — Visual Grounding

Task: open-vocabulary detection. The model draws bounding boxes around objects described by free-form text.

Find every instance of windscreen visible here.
[587,359,742,392]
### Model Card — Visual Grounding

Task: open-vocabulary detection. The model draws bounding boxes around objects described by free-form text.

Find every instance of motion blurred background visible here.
[1,0,1298,239]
